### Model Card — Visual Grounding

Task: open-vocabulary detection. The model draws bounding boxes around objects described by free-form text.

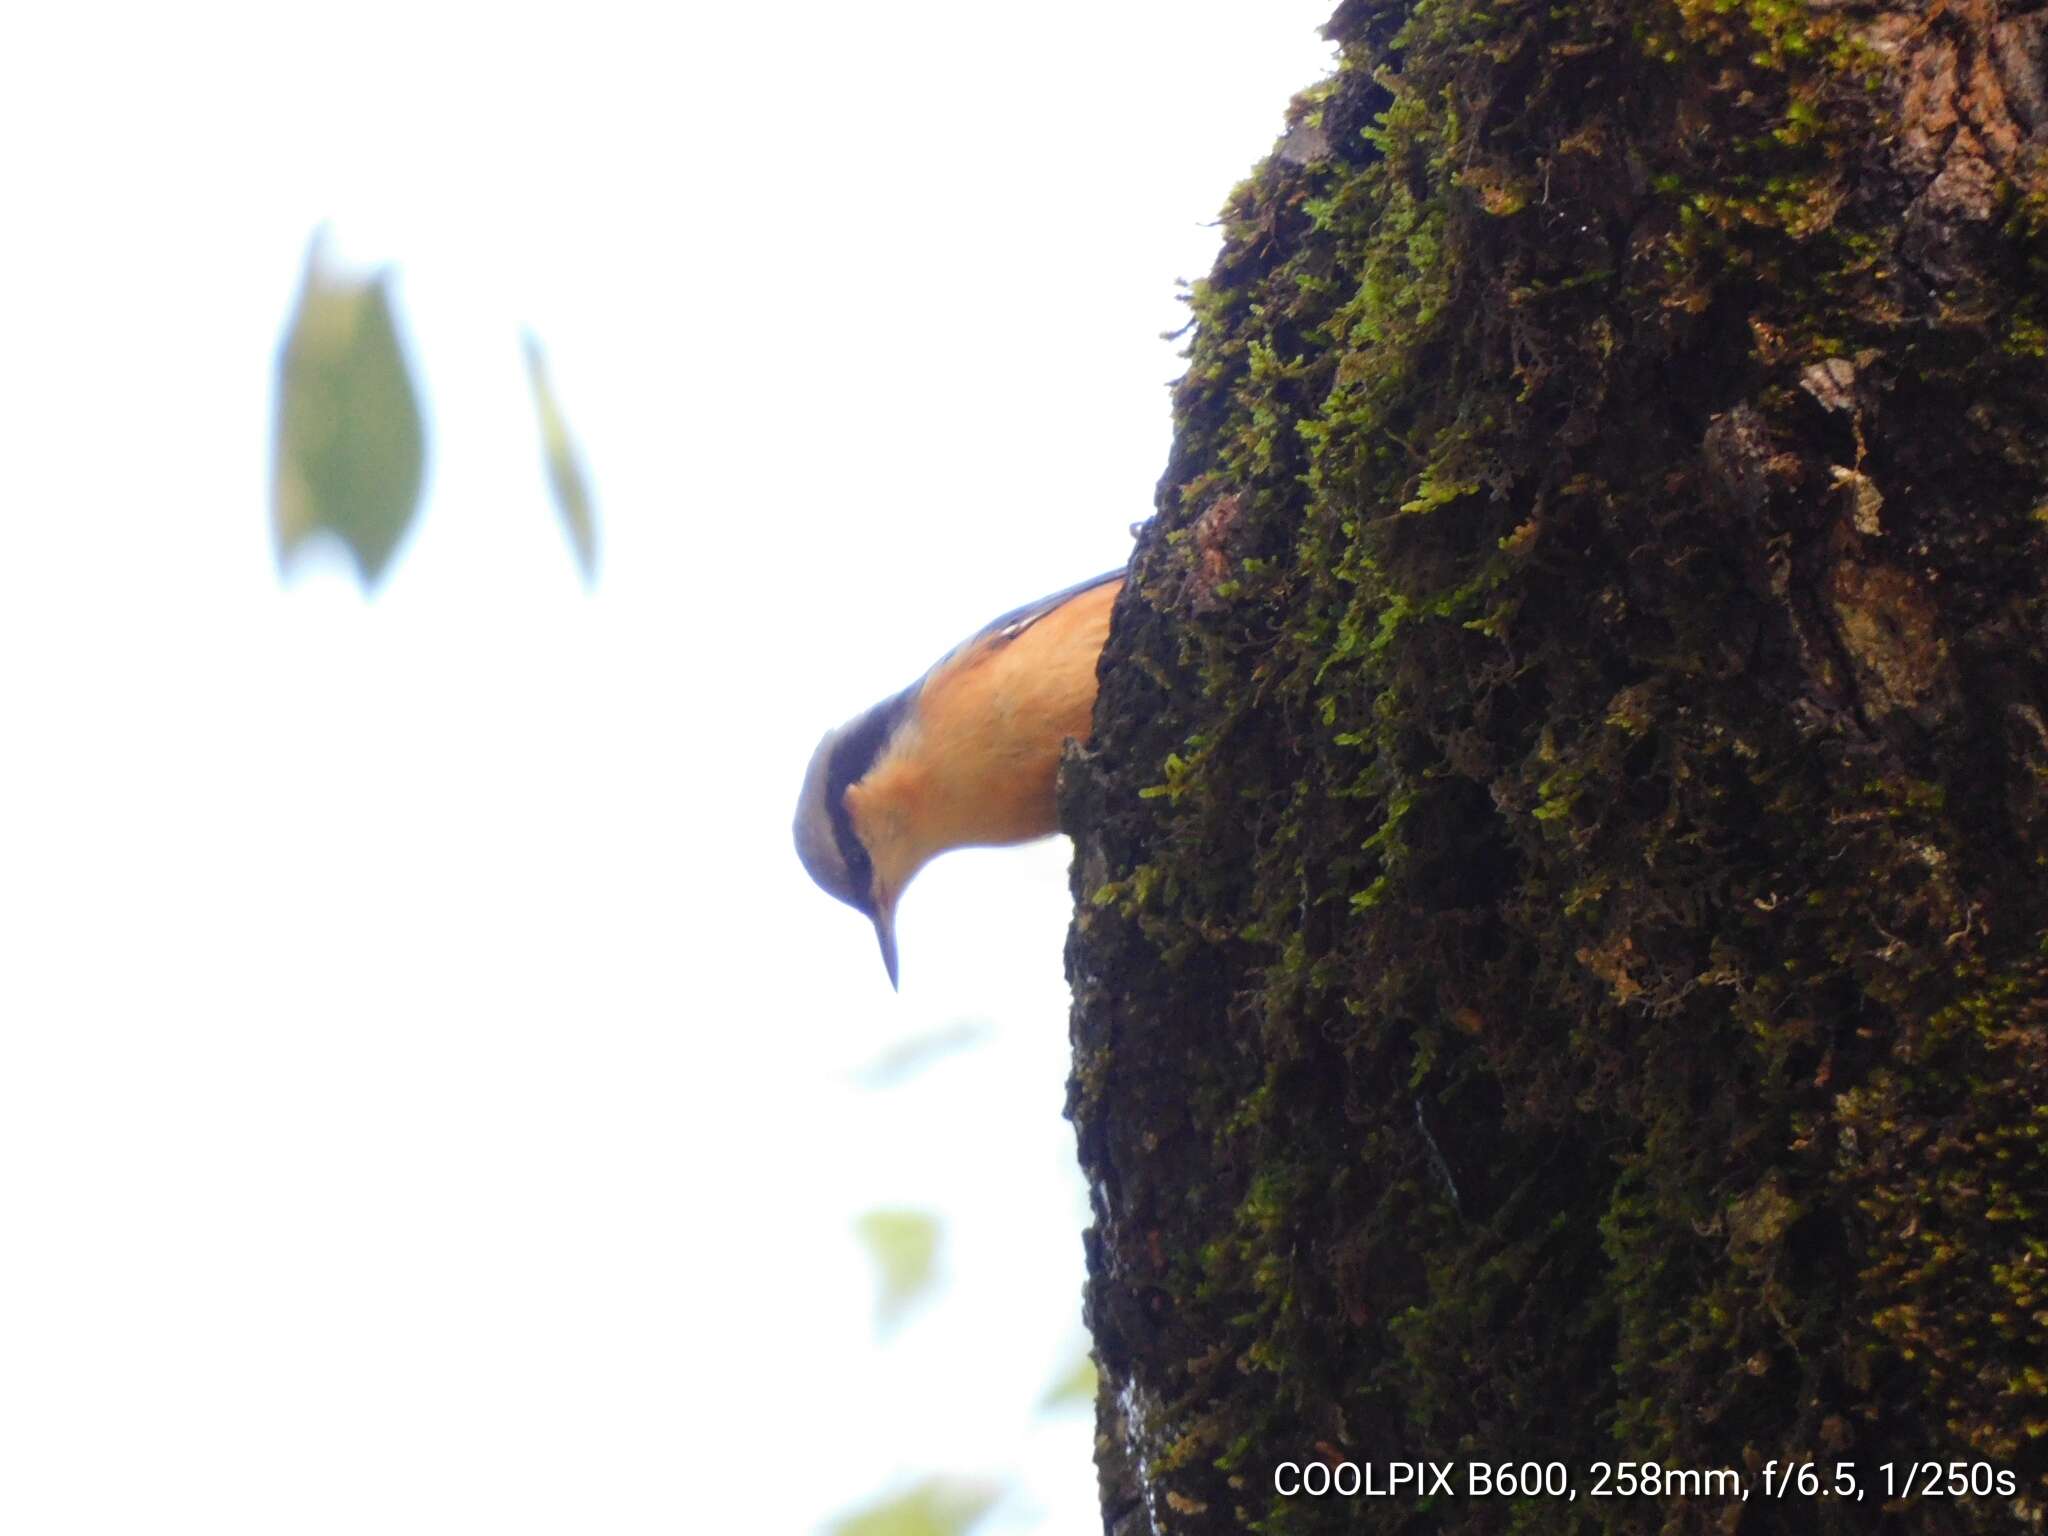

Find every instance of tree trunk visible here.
[1060,2,2048,1532]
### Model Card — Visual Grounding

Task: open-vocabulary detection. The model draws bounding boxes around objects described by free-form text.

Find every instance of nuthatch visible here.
[793,569,1125,987]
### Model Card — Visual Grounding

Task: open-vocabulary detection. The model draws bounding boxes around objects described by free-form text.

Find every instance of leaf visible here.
[522,330,598,584]
[854,1209,941,1331]
[853,1021,991,1089]
[272,232,426,588]
[825,1478,999,1536]
[1039,1348,1098,1411]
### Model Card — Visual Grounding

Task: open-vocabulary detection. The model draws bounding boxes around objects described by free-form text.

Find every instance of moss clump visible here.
[1064,1,2048,1532]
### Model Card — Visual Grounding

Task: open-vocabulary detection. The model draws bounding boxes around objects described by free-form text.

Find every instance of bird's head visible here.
[792,690,917,988]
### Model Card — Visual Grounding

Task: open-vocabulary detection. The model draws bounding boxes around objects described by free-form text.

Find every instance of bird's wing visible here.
[974,569,1127,648]
[920,569,1126,690]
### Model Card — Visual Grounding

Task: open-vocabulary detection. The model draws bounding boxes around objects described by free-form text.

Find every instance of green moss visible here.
[1066,0,2048,1530]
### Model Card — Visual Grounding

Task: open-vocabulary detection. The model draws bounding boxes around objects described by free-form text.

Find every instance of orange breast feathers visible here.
[845,576,1122,890]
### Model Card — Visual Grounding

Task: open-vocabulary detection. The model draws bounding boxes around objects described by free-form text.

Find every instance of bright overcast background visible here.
[0,6,1336,1533]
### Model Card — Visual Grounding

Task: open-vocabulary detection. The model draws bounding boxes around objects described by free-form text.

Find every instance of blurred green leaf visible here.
[853,1021,991,1090]
[272,233,425,588]
[1039,1348,1097,1411]
[826,1478,999,1536]
[855,1209,940,1331]
[522,330,597,584]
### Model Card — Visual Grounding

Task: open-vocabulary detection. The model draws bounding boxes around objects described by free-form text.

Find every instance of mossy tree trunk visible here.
[1060,2,2048,1532]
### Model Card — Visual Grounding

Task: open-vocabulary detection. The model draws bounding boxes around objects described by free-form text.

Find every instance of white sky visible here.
[0,6,1338,1532]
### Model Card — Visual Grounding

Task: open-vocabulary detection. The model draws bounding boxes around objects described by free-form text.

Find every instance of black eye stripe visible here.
[824,686,911,914]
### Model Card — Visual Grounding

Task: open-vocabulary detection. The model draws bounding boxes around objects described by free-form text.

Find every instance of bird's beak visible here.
[873,909,900,991]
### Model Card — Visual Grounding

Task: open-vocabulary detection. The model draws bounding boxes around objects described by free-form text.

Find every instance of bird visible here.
[793,569,1126,987]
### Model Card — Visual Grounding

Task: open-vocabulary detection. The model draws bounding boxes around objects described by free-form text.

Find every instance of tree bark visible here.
[1061,2,2048,1532]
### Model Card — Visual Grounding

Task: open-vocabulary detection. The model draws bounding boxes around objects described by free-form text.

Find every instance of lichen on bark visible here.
[1060,2,2048,1533]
